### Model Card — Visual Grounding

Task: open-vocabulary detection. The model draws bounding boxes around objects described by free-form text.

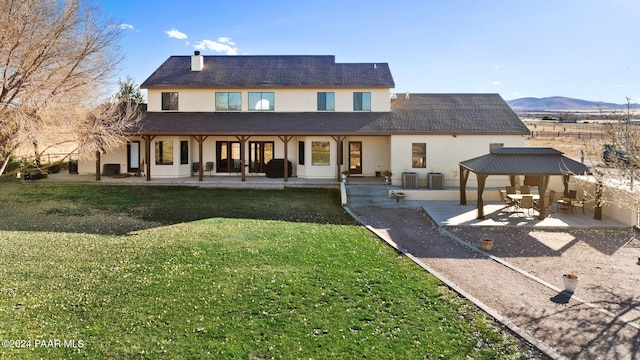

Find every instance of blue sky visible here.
[100,0,640,104]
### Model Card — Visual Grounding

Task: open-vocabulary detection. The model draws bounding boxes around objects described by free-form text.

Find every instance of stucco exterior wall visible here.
[146,88,391,112]
[78,134,531,189]
[389,134,525,188]
[78,143,127,175]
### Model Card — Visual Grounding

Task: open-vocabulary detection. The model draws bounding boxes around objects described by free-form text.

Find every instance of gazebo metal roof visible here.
[459,147,591,176]
[458,147,592,219]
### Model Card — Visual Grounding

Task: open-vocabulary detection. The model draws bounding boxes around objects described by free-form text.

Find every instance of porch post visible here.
[332,136,346,182]
[476,174,488,219]
[194,135,208,182]
[278,136,293,182]
[142,135,155,182]
[236,136,249,182]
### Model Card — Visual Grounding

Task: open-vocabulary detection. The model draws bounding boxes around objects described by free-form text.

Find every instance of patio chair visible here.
[520,195,535,217]
[191,162,200,176]
[498,189,517,212]
[505,185,516,194]
[546,189,556,211]
[204,161,214,176]
[520,185,531,194]
[571,197,586,214]
[557,189,577,212]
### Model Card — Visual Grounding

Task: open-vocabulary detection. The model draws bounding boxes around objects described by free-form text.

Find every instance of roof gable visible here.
[141,55,395,88]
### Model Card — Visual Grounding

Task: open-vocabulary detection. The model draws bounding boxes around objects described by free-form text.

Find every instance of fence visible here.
[17,152,78,165]
[529,131,607,140]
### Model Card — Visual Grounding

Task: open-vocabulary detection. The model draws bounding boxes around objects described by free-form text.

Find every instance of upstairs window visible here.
[317,92,335,111]
[161,92,178,111]
[215,92,242,111]
[248,92,274,111]
[353,92,371,111]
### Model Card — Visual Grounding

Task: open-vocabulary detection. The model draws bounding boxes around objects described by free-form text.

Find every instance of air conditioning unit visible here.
[428,173,444,189]
[402,172,418,189]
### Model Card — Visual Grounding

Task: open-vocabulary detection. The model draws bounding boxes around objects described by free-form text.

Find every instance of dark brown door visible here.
[349,141,362,174]
[249,141,274,173]
[216,141,241,172]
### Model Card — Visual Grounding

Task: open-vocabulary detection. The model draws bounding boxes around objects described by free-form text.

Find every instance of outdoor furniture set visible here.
[499,186,585,217]
[556,189,585,213]
[498,186,557,218]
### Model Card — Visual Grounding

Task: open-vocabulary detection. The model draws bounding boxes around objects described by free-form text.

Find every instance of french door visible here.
[349,141,362,174]
[249,141,274,173]
[216,141,241,173]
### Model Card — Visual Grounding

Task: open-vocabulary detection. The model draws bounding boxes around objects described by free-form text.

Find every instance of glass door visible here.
[349,141,362,174]
[249,141,274,173]
[216,141,241,173]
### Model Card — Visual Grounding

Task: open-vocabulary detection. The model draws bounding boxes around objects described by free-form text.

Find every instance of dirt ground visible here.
[524,123,606,162]
[350,207,640,360]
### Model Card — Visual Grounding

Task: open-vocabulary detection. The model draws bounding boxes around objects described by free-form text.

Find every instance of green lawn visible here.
[0,180,541,359]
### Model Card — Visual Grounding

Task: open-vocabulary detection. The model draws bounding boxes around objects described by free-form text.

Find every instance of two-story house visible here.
[78,53,529,188]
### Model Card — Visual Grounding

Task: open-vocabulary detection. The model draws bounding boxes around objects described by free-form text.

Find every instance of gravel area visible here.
[350,206,640,360]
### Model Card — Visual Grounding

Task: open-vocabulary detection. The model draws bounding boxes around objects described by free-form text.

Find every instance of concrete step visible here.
[345,184,421,208]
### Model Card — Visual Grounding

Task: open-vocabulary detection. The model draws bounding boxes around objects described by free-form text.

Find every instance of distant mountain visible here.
[507,96,638,111]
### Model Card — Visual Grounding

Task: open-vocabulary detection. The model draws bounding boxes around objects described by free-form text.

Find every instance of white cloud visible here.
[492,81,502,85]
[166,28,188,40]
[217,37,236,46]
[193,37,238,55]
[110,23,135,31]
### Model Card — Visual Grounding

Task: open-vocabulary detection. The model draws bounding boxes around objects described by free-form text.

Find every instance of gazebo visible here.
[459,147,591,219]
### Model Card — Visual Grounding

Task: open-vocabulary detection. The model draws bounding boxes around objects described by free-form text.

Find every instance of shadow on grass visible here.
[0,182,357,235]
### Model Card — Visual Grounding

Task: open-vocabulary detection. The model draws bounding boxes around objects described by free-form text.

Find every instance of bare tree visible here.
[78,100,141,157]
[582,97,640,224]
[0,0,126,174]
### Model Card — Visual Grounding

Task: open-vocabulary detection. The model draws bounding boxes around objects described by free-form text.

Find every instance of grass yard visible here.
[0,180,542,359]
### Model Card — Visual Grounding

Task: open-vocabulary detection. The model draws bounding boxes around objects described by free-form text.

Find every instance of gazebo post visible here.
[459,165,469,205]
[476,174,488,219]
[537,175,550,219]
[562,174,570,197]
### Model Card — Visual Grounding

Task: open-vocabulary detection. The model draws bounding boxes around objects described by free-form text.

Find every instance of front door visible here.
[349,141,362,175]
[127,141,140,172]
[216,141,241,173]
[249,141,274,173]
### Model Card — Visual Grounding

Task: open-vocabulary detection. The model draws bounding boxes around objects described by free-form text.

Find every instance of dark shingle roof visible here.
[141,55,395,88]
[388,93,529,134]
[136,94,530,136]
[460,147,591,175]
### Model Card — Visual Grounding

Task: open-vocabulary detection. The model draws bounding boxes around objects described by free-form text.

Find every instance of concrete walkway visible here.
[344,183,637,359]
[346,204,639,360]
